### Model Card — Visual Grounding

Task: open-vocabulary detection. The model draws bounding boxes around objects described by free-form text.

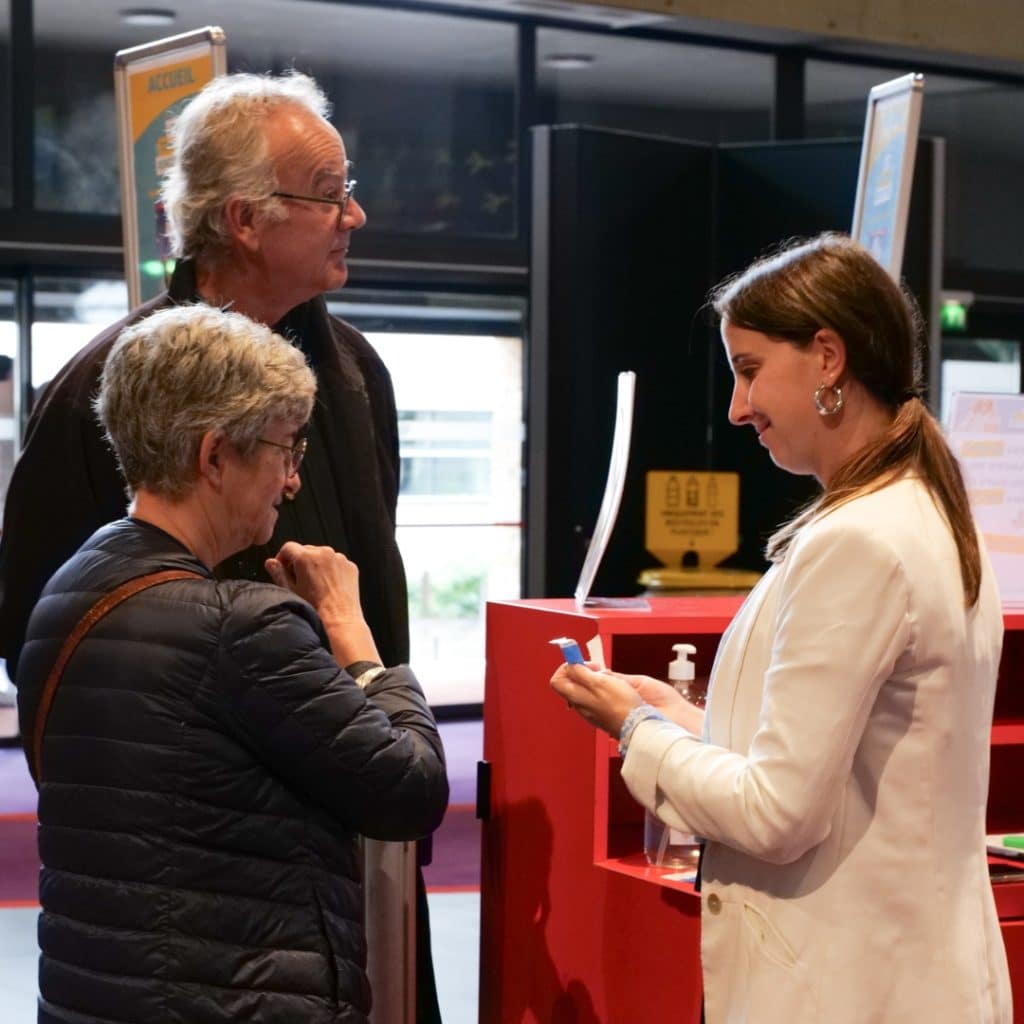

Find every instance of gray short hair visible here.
[95,305,317,498]
[161,71,331,261]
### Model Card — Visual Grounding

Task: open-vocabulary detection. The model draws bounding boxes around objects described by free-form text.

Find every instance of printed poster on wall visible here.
[115,28,226,308]
[947,391,1024,603]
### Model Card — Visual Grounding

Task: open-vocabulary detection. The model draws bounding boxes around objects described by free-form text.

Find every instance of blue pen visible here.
[549,637,585,665]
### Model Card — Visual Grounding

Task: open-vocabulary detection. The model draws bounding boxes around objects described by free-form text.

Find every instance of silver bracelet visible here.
[618,703,667,758]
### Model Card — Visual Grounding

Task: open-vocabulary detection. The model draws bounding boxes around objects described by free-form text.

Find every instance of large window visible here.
[806,61,1024,275]
[33,0,518,238]
[537,28,774,143]
[399,410,493,497]
[31,277,128,397]
[337,295,525,708]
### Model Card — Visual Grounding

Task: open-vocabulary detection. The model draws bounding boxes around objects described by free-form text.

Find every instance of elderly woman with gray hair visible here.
[16,304,448,1024]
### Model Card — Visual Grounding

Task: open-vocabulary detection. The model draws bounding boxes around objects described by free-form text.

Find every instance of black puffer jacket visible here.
[17,519,448,1024]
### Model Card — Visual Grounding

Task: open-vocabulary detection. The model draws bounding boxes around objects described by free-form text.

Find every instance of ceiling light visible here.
[120,8,177,26]
[543,53,595,70]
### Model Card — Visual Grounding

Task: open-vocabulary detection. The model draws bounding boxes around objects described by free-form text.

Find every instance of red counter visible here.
[479,597,1024,1022]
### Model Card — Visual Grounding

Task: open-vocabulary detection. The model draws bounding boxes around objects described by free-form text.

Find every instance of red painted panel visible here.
[481,598,1024,1023]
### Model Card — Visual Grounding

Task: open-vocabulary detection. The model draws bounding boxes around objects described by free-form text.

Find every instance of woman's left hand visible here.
[550,663,643,737]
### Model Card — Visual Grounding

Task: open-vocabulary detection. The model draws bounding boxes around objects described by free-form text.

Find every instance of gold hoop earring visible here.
[814,383,844,417]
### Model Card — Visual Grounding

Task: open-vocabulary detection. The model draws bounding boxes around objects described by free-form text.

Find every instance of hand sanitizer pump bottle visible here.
[643,643,702,872]
[668,642,702,706]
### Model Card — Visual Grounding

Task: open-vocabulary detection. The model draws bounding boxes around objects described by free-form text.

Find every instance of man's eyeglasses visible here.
[257,436,308,475]
[271,161,357,223]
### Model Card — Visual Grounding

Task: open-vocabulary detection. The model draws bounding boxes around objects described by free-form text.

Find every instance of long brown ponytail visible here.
[711,234,981,606]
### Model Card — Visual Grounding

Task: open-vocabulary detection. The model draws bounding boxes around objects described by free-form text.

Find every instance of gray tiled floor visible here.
[428,891,480,1023]
[0,907,37,1022]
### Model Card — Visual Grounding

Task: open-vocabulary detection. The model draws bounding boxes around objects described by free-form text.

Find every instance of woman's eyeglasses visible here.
[257,436,308,475]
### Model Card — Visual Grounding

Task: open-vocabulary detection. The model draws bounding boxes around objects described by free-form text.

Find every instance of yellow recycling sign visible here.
[646,471,740,568]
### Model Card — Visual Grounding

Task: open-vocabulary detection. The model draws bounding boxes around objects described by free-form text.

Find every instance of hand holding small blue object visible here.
[549,637,585,664]
[550,659,643,736]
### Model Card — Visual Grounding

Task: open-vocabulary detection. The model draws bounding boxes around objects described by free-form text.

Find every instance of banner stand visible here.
[114,27,227,308]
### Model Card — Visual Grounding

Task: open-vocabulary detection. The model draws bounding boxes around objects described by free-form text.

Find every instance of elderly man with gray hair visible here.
[17,303,448,1024]
[1,70,405,680]
[0,72,446,1022]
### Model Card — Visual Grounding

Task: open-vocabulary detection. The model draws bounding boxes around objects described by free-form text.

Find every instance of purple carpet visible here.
[0,720,481,904]
[0,744,35,814]
[422,719,482,891]
[422,804,480,891]
[0,814,37,905]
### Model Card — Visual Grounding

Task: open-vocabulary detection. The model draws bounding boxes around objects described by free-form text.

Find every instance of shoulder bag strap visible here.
[30,568,203,784]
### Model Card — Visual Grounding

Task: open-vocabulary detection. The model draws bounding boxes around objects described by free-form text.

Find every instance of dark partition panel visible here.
[526,125,714,598]
[527,126,940,595]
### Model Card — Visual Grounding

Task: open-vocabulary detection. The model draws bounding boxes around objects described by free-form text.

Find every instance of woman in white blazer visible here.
[552,233,1012,1023]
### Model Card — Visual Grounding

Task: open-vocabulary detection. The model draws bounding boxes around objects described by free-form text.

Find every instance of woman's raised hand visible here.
[266,542,381,666]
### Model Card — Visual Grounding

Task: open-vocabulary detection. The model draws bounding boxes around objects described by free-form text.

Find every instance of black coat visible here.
[0,260,410,678]
[17,518,448,1024]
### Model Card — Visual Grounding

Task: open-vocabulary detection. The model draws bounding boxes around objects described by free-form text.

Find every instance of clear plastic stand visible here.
[574,372,648,611]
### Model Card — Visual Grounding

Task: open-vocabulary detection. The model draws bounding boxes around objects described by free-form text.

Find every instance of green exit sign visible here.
[141,258,175,279]
[941,300,968,332]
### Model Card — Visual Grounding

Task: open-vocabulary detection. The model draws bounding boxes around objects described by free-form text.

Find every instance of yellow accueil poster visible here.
[115,28,226,307]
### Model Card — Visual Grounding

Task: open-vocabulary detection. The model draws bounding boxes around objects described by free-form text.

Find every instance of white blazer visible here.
[623,477,1012,1023]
